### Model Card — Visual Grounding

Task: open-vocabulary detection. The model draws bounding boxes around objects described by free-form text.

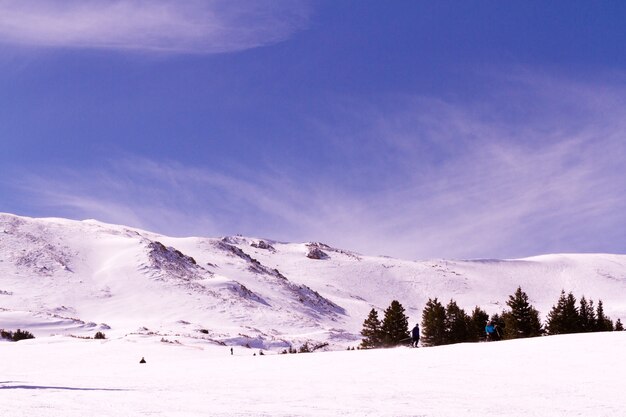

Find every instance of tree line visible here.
[360,300,410,348]
[360,287,623,349]
[0,328,35,342]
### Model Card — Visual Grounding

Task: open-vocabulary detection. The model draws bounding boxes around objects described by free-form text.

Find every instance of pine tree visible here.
[588,299,596,330]
[421,298,446,347]
[468,306,489,342]
[11,329,35,341]
[380,300,409,347]
[444,299,470,344]
[360,308,383,349]
[578,296,594,332]
[595,300,613,331]
[546,291,580,335]
[503,287,542,339]
[562,292,581,332]
[546,291,564,335]
[595,299,606,331]
[615,319,624,331]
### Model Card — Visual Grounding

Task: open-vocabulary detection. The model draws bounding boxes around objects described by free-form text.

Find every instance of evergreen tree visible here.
[595,300,613,331]
[578,296,595,332]
[595,299,606,331]
[421,298,447,347]
[360,308,383,349]
[11,329,35,341]
[562,292,581,333]
[380,300,409,347]
[444,299,470,344]
[468,306,489,342]
[615,319,624,331]
[546,290,581,335]
[503,287,542,339]
[588,299,596,330]
[546,290,567,335]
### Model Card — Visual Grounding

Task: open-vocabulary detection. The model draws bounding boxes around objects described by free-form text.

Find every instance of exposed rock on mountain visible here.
[1,213,625,350]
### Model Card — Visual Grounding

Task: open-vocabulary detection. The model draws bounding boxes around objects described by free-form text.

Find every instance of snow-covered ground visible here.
[1,212,625,350]
[1,213,625,416]
[1,331,624,416]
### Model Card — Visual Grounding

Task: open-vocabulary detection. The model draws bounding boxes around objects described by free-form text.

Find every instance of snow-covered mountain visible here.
[1,212,624,349]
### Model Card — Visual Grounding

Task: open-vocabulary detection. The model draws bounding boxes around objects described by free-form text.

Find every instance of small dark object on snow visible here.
[230,347,233,355]
[139,357,146,364]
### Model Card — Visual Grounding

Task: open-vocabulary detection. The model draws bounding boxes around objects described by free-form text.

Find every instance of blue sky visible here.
[1,1,625,259]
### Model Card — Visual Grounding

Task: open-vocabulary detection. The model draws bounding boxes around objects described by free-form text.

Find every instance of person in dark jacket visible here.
[411,324,420,347]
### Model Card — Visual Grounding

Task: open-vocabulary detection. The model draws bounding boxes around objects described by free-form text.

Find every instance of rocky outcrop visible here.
[306,242,362,261]
[146,241,205,281]
[251,240,276,252]
[306,243,330,260]
[215,240,345,317]
[215,241,287,278]
[146,240,267,305]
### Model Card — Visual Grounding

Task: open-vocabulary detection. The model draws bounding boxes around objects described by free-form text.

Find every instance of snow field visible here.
[2,213,626,416]
[1,331,624,417]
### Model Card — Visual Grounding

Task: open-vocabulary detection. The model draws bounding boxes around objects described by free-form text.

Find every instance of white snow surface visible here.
[1,212,625,348]
[1,332,625,416]
[1,213,626,416]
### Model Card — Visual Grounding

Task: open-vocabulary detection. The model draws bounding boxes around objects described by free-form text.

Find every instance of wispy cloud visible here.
[6,72,626,259]
[310,71,626,258]
[0,0,310,53]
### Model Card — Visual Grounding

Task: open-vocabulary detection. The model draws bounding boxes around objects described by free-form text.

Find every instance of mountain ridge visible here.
[1,212,624,349]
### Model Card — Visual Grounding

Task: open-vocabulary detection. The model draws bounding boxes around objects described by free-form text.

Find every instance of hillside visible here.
[1,212,625,349]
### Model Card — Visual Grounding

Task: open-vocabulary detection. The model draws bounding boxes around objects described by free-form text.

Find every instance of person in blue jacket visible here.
[485,324,495,341]
[485,322,500,341]
[411,324,420,347]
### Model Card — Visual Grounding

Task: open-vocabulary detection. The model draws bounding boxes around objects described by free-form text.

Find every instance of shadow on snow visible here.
[0,384,131,391]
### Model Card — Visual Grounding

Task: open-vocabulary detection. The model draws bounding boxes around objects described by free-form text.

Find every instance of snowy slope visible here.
[1,212,625,349]
[0,331,625,416]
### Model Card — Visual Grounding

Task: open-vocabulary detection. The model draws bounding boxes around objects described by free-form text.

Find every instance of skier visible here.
[485,323,494,341]
[485,323,500,341]
[139,357,146,364]
[230,347,233,355]
[411,323,420,347]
